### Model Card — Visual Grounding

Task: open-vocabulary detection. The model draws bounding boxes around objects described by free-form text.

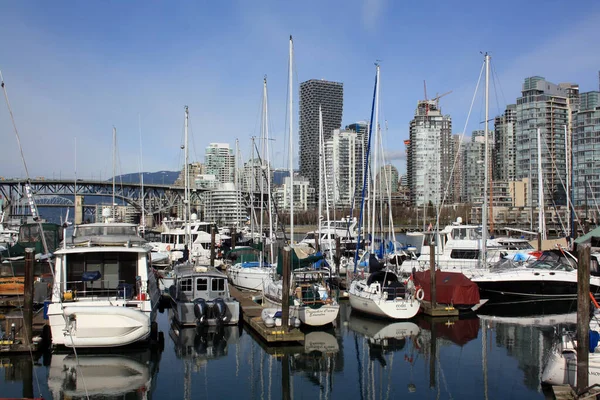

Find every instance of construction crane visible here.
[423,80,452,115]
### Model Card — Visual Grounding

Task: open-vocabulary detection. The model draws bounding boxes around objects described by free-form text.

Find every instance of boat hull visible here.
[227,265,273,291]
[262,295,340,327]
[47,302,153,348]
[348,281,420,320]
[473,274,600,302]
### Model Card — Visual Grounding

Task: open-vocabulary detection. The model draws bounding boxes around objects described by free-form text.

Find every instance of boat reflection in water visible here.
[47,347,162,399]
[348,312,419,367]
[169,323,240,362]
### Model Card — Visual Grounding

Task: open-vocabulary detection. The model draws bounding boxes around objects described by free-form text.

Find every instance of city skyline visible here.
[0,1,599,180]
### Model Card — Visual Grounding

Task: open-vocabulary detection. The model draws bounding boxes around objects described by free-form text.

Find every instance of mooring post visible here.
[537,231,542,251]
[577,243,591,393]
[282,353,291,400]
[23,248,34,345]
[210,227,215,267]
[335,237,341,277]
[282,246,291,331]
[429,243,436,307]
[231,227,237,250]
[429,318,437,388]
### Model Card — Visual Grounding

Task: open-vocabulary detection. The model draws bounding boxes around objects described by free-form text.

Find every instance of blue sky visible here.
[1,0,599,179]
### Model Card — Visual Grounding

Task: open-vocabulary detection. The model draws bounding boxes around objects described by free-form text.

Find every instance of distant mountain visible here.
[109,171,180,185]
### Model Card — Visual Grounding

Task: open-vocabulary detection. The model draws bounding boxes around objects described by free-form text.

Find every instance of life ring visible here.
[416,288,425,301]
[166,245,171,251]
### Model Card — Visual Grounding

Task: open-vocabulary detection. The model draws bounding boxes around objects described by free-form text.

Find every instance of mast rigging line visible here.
[1,70,91,400]
[435,59,485,233]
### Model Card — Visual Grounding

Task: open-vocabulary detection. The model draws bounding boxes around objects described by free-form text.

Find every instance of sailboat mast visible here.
[184,106,191,249]
[288,35,294,241]
[264,77,275,264]
[139,114,145,232]
[564,124,570,239]
[318,105,323,244]
[537,127,546,240]
[250,136,256,240]
[370,64,380,253]
[482,53,489,266]
[112,126,116,220]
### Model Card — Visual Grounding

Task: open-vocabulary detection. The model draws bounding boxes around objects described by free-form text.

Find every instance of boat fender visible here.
[194,298,207,325]
[166,245,171,251]
[213,298,228,323]
[416,288,425,301]
[264,317,275,328]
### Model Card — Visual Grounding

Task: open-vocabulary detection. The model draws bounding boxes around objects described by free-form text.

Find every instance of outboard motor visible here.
[213,298,229,324]
[193,298,207,325]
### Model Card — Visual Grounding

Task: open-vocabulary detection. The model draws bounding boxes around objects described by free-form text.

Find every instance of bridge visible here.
[0,178,207,222]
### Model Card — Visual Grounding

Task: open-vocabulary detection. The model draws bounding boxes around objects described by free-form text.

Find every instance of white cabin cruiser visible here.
[46,222,161,348]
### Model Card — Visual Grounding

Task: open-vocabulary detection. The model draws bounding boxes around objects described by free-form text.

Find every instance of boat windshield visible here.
[528,251,576,271]
[76,225,138,237]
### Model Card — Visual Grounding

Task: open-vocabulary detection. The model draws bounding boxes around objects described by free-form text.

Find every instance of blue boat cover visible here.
[590,330,599,353]
[81,270,101,282]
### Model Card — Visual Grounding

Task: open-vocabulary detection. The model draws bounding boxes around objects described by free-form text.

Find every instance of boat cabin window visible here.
[75,225,138,237]
[450,249,480,259]
[180,278,193,292]
[19,224,61,249]
[453,228,468,240]
[66,252,138,294]
[212,278,225,292]
[196,277,208,291]
[304,233,315,240]
[591,257,600,277]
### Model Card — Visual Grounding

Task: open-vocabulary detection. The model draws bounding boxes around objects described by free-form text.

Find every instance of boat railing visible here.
[59,279,142,301]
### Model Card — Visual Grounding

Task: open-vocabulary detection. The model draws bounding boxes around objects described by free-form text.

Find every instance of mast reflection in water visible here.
[0,301,580,399]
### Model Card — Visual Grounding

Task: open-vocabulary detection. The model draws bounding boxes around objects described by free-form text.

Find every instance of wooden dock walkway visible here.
[229,286,304,344]
[0,308,48,354]
[420,301,459,317]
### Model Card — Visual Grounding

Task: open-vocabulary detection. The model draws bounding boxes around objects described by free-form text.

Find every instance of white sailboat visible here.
[348,63,421,320]
[261,36,339,327]
[227,77,276,291]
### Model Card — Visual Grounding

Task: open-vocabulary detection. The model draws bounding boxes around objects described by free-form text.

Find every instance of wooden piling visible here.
[210,227,215,267]
[429,243,436,307]
[231,228,237,250]
[537,231,542,251]
[23,248,34,345]
[335,237,341,276]
[577,243,591,393]
[429,318,437,388]
[281,246,291,331]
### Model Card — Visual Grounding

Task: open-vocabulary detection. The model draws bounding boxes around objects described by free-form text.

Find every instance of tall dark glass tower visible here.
[299,79,343,192]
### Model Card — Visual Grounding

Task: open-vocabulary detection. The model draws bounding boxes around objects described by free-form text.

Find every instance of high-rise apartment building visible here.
[407,99,452,206]
[494,104,517,182]
[299,80,343,192]
[376,164,399,194]
[573,91,600,206]
[461,131,487,203]
[205,143,236,185]
[515,77,579,207]
[324,129,357,207]
[451,135,463,203]
[345,121,369,196]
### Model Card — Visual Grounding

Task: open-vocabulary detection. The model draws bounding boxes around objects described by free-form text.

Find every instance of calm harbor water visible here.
[0,300,578,399]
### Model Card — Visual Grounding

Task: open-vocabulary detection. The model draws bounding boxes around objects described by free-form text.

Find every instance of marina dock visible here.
[420,301,459,317]
[0,308,48,354]
[229,285,304,344]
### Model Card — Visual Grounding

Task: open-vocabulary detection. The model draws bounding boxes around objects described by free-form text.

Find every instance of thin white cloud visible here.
[362,0,387,31]
[384,150,406,161]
